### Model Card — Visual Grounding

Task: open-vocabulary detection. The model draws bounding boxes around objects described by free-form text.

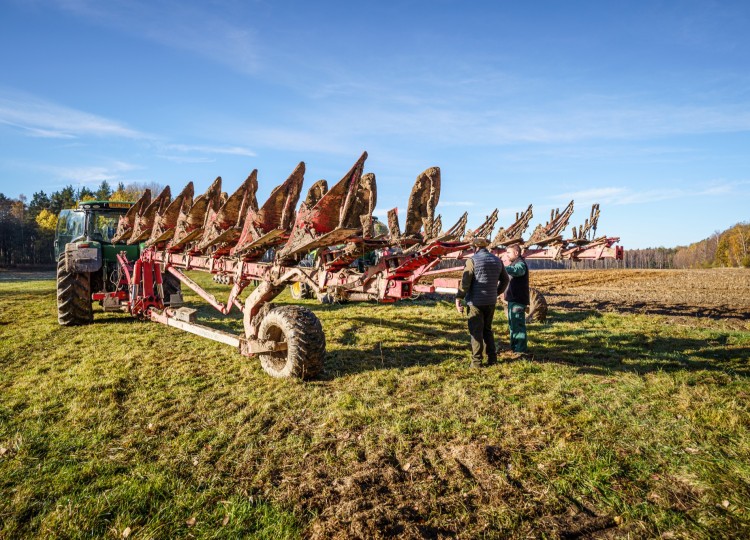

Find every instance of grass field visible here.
[1,271,749,539]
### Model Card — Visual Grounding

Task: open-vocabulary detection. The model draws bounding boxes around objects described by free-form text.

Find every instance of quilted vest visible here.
[466,248,503,306]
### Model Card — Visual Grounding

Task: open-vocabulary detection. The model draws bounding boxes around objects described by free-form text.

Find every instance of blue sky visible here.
[1,0,748,248]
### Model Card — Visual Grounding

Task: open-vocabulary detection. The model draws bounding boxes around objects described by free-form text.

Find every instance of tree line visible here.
[1,182,748,269]
[0,181,154,267]
[528,223,749,270]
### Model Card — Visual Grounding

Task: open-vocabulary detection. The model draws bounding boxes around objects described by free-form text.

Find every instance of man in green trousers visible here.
[502,244,530,355]
[455,237,509,368]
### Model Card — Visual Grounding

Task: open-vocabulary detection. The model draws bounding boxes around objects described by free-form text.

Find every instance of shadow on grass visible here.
[87,295,750,379]
[534,310,750,377]
[319,308,750,378]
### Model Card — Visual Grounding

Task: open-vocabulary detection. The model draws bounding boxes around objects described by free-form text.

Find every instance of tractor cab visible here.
[54,201,134,259]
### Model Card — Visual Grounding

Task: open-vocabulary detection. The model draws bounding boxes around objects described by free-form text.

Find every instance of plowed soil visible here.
[431,267,750,327]
[532,268,750,324]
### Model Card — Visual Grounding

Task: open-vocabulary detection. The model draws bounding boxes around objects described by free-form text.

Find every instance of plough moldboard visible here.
[112,151,623,379]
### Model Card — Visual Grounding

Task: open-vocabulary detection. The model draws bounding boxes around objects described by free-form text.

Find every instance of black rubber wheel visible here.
[56,253,93,326]
[162,272,182,304]
[289,282,312,300]
[257,305,325,379]
[526,288,548,323]
[497,287,548,323]
[212,274,234,285]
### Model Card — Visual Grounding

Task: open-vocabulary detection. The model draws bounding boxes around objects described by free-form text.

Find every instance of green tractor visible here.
[54,200,180,326]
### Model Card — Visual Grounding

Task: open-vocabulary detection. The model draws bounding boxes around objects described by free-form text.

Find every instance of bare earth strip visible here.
[532,269,750,326]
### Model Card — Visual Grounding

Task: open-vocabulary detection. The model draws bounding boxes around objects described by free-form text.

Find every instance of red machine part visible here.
[108,152,623,380]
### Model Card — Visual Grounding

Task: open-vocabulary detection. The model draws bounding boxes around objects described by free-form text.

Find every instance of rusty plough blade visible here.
[387,166,444,248]
[465,209,499,242]
[128,186,171,244]
[195,171,258,254]
[231,162,304,260]
[568,203,601,245]
[437,212,468,242]
[168,176,223,251]
[527,200,574,247]
[404,166,440,238]
[275,151,369,263]
[146,182,194,247]
[111,189,151,243]
[491,204,533,248]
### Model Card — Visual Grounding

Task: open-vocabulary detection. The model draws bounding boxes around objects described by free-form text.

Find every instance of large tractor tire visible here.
[56,254,93,326]
[498,287,548,323]
[257,305,325,380]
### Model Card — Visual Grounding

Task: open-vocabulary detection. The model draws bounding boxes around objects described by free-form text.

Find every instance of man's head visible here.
[471,237,489,249]
[507,244,522,261]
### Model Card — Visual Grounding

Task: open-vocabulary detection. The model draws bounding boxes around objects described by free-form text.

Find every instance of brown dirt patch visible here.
[250,441,619,539]
[432,268,750,327]
[532,269,750,326]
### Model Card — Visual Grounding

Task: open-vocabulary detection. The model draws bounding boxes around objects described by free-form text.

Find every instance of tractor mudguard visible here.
[65,241,102,273]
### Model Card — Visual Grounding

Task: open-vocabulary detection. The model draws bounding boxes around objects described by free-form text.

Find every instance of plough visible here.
[58,151,622,379]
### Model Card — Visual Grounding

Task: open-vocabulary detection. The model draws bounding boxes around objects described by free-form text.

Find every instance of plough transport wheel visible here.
[57,254,93,326]
[257,305,325,379]
[498,287,548,323]
[526,288,548,323]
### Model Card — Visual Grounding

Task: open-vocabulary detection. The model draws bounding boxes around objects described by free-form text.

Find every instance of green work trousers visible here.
[507,301,527,353]
[467,304,497,366]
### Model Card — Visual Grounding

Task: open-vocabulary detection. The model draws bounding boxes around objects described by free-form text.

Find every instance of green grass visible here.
[1,274,749,539]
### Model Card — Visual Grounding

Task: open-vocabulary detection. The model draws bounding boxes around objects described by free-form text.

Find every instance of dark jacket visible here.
[504,258,529,305]
[456,248,509,306]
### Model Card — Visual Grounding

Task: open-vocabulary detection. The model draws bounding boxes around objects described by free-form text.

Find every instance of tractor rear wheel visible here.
[56,254,93,326]
[257,305,325,379]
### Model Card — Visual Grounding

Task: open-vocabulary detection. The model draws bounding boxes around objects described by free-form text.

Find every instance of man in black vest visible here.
[502,244,530,354]
[455,237,509,368]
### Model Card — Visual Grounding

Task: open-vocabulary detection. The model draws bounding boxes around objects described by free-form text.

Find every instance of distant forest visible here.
[1,183,748,269]
[0,181,157,267]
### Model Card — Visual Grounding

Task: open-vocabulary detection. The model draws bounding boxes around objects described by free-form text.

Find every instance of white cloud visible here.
[0,91,144,139]
[38,161,143,185]
[438,201,475,207]
[161,143,256,158]
[49,0,260,74]
[549,181,741,207]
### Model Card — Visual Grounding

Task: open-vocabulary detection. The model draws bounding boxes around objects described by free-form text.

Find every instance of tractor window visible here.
[57,210,85,240]
[90,211,122,243]
[54,209,85,258]
[56,210,70,238]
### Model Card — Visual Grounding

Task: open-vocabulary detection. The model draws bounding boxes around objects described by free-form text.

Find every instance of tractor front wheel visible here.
[257,305,325,379]
[56,254,93,326]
